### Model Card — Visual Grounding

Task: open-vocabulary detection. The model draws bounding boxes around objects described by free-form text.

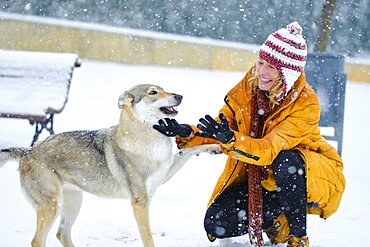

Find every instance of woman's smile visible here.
[256,59,279,91]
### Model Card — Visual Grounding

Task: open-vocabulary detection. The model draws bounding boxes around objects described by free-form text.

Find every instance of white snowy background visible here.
[0,60,369,247]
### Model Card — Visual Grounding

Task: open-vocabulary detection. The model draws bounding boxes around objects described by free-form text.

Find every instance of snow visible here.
[0,60,369,247]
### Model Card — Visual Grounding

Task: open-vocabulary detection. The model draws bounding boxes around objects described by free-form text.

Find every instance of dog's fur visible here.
[0,84,219,247]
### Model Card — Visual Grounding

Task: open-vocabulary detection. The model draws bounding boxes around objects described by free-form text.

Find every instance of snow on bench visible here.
[0,49,81,145]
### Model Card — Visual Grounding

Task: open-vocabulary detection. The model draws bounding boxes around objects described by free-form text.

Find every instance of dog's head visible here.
[118,84,183,125]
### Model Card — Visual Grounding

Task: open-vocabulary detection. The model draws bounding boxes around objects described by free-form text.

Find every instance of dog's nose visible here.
[174,94,183,102]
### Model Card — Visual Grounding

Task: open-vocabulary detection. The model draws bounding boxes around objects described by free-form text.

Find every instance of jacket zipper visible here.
[261,91,299,136]
[213,96,241,199]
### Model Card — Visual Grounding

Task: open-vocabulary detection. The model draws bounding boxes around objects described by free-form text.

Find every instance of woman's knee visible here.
[271,150,305,180]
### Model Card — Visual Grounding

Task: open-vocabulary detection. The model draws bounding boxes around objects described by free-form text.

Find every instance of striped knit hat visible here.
[259,21,307,100]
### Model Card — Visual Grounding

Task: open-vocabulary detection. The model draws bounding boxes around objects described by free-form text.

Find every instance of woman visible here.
[153,22,345,247]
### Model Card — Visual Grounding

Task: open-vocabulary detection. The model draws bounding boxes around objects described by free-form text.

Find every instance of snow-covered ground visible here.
[0,60,369,247]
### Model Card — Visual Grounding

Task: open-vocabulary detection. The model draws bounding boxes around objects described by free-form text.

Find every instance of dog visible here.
[0,84,220,247]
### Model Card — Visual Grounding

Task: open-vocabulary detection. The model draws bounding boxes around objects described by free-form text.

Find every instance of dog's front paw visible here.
[202,144,222,155]
[179,144,222,156]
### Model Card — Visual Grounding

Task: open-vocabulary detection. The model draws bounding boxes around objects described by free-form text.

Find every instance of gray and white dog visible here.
[0,84,219,247]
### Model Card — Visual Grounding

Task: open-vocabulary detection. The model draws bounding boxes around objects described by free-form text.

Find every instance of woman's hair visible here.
[248,66,284,106]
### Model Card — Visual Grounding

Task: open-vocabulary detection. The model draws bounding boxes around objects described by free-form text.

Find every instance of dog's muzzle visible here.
[160,94,183,116]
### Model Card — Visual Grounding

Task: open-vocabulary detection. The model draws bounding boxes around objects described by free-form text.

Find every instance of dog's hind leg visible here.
[56,187,83,247]
[19,159,62,247]
[31,196,60,247]
[131,194,155,247]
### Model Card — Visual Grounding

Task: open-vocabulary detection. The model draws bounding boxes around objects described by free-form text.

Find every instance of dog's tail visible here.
[0,147,28,168]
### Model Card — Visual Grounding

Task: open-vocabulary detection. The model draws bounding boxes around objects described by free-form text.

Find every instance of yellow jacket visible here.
[177,68,345,219]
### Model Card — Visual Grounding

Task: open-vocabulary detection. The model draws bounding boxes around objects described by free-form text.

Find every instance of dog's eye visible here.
[148,90,157,95]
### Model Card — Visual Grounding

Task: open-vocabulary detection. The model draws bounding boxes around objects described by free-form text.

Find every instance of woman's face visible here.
[256,59,279,91]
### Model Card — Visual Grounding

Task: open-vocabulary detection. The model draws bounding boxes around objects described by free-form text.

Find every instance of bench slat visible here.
[0,77,70,115]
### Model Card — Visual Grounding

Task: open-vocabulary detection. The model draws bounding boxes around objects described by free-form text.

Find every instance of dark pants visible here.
[204,150,307,239]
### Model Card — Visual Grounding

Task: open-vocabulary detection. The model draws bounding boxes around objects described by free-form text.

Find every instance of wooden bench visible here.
[0,49,81,146]
[305,53,347,156]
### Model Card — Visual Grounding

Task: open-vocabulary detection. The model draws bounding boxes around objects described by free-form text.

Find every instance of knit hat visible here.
[259,21,307,100]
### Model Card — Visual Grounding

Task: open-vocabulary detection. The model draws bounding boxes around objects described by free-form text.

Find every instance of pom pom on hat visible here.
[259,21,307,100]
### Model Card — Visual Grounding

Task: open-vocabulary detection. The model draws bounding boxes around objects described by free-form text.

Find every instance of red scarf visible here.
[248,89,274,246]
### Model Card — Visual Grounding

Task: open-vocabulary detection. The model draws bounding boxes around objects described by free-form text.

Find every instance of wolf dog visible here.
[0,84,219,247]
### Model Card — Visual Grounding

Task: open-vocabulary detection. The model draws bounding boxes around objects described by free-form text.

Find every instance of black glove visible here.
[195,113,234,144]
[153,118,192,137]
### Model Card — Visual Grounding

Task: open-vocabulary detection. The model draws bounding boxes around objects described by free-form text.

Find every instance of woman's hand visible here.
[195,113,235,144]
[153,118,192,137]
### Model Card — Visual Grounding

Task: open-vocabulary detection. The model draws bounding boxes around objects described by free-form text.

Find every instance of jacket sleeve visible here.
[221,95,320,166]
[175,102,236,149]
[175,125,219,148]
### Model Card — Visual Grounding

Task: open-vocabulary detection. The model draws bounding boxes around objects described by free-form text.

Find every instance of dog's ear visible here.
[118,92,135,109]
